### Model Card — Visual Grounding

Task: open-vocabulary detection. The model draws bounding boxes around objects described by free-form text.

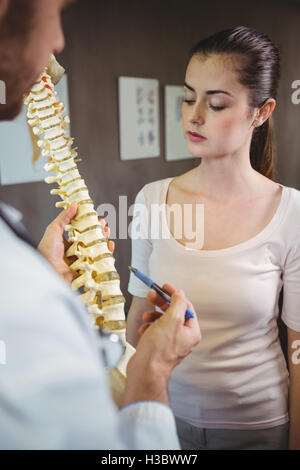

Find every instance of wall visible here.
[0,0,300,314]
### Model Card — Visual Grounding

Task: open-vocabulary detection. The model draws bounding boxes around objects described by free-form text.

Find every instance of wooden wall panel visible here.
[1,0,299,313]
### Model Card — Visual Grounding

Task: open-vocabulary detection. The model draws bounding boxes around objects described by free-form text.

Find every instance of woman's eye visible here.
[209,104,225,111]
[183,99,195,105]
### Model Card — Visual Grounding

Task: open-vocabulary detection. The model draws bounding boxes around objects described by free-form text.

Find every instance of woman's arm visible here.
[288,326,300,450]
[126,296,155,348]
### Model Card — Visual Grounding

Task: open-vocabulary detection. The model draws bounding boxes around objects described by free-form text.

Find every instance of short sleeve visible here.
[128,187,152,297]
[281,239,300,332]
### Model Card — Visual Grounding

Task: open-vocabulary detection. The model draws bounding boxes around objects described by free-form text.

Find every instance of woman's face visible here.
[182,53,256,159]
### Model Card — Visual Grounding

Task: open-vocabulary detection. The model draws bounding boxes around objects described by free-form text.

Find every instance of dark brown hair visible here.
[189,26,281,181]
[0,0,37,36]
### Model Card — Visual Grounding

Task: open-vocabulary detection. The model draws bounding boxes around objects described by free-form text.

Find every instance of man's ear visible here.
[0,0,9,24]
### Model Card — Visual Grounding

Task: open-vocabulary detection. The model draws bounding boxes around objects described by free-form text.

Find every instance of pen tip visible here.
[128,266,136,273]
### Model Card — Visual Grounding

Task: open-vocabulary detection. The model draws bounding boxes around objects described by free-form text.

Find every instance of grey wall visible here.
[1,0,300,313]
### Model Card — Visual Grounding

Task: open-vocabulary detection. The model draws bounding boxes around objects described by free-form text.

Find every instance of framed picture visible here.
[118,77,160,160]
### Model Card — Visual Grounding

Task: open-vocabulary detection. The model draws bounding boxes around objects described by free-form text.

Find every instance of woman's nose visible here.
[190,104,205,125]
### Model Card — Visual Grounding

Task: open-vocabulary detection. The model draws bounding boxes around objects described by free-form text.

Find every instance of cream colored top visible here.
[128,177,300,429]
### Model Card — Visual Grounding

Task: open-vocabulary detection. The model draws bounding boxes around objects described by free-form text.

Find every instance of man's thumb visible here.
[57,201,78,229]
[166,289,187,321]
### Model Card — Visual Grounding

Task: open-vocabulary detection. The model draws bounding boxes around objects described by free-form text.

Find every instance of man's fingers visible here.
[166,289,196,323]
[146,283,177,311]
[147,284,175,311]
[161,283,193,310]
[161,289,187,325]
[57,201,78,230]
[99,218,110,240]
[147,282,196,325]
[164,283,194,310]
[104,226,110,239]
[161,283,176,296]
[63,269,74,284]
[146,291,170,312]
[138,323,151,335]
[99,217,105,228]
[108,240,115,253]
[142,311,163,323]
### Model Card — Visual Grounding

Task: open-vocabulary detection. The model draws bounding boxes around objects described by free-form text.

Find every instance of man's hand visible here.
[38,201,114,283]
[122,285,201,406]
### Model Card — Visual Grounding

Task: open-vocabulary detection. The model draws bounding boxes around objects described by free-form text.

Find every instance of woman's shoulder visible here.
[287,185,300,203]
[137,177,174,202]
[143,176,174,191]
[280,184,300,240]
[284,184,300,212]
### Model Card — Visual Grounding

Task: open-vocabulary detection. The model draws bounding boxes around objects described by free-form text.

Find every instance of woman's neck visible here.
[191,154,268,203]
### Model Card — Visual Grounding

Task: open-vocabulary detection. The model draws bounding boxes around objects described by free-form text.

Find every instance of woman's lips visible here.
[188,131,207,142]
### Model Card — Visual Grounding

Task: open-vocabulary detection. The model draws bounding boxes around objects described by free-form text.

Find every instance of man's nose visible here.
[53,29,65,55]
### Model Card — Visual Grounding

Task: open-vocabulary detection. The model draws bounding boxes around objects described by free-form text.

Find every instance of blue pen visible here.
[128,266,194,320]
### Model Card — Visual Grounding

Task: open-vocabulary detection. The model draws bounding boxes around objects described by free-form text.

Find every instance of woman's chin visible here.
[186,141,209,158]
[187,146,205,159]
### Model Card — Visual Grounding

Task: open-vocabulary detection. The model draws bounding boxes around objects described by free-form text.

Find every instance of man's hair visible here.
[0,0,37,37]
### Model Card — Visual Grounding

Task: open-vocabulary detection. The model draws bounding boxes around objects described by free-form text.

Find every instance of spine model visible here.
[24,56,135,391]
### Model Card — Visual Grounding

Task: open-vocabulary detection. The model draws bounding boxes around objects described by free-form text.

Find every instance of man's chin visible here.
[0,71,44,122]
[0,100,23,121]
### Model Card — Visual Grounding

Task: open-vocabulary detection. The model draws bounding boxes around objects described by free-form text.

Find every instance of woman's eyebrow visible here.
[184,82,233,97]
[184,82,195,91]
[206,90,234,97]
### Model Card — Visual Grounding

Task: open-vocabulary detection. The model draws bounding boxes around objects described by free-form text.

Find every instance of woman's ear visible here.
[251,98,276,128]
[256,98,276,127]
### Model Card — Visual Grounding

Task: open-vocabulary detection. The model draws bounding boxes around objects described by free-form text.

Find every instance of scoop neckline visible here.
[162,176,289,256]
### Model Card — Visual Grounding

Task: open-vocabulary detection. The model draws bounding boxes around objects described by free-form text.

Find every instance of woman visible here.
[126,26,300,450]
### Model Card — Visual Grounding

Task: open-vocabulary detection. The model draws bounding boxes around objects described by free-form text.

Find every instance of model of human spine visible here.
[24,55,135,398]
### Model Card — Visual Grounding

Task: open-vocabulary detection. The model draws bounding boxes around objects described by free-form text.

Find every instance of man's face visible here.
[0,0,70,121]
